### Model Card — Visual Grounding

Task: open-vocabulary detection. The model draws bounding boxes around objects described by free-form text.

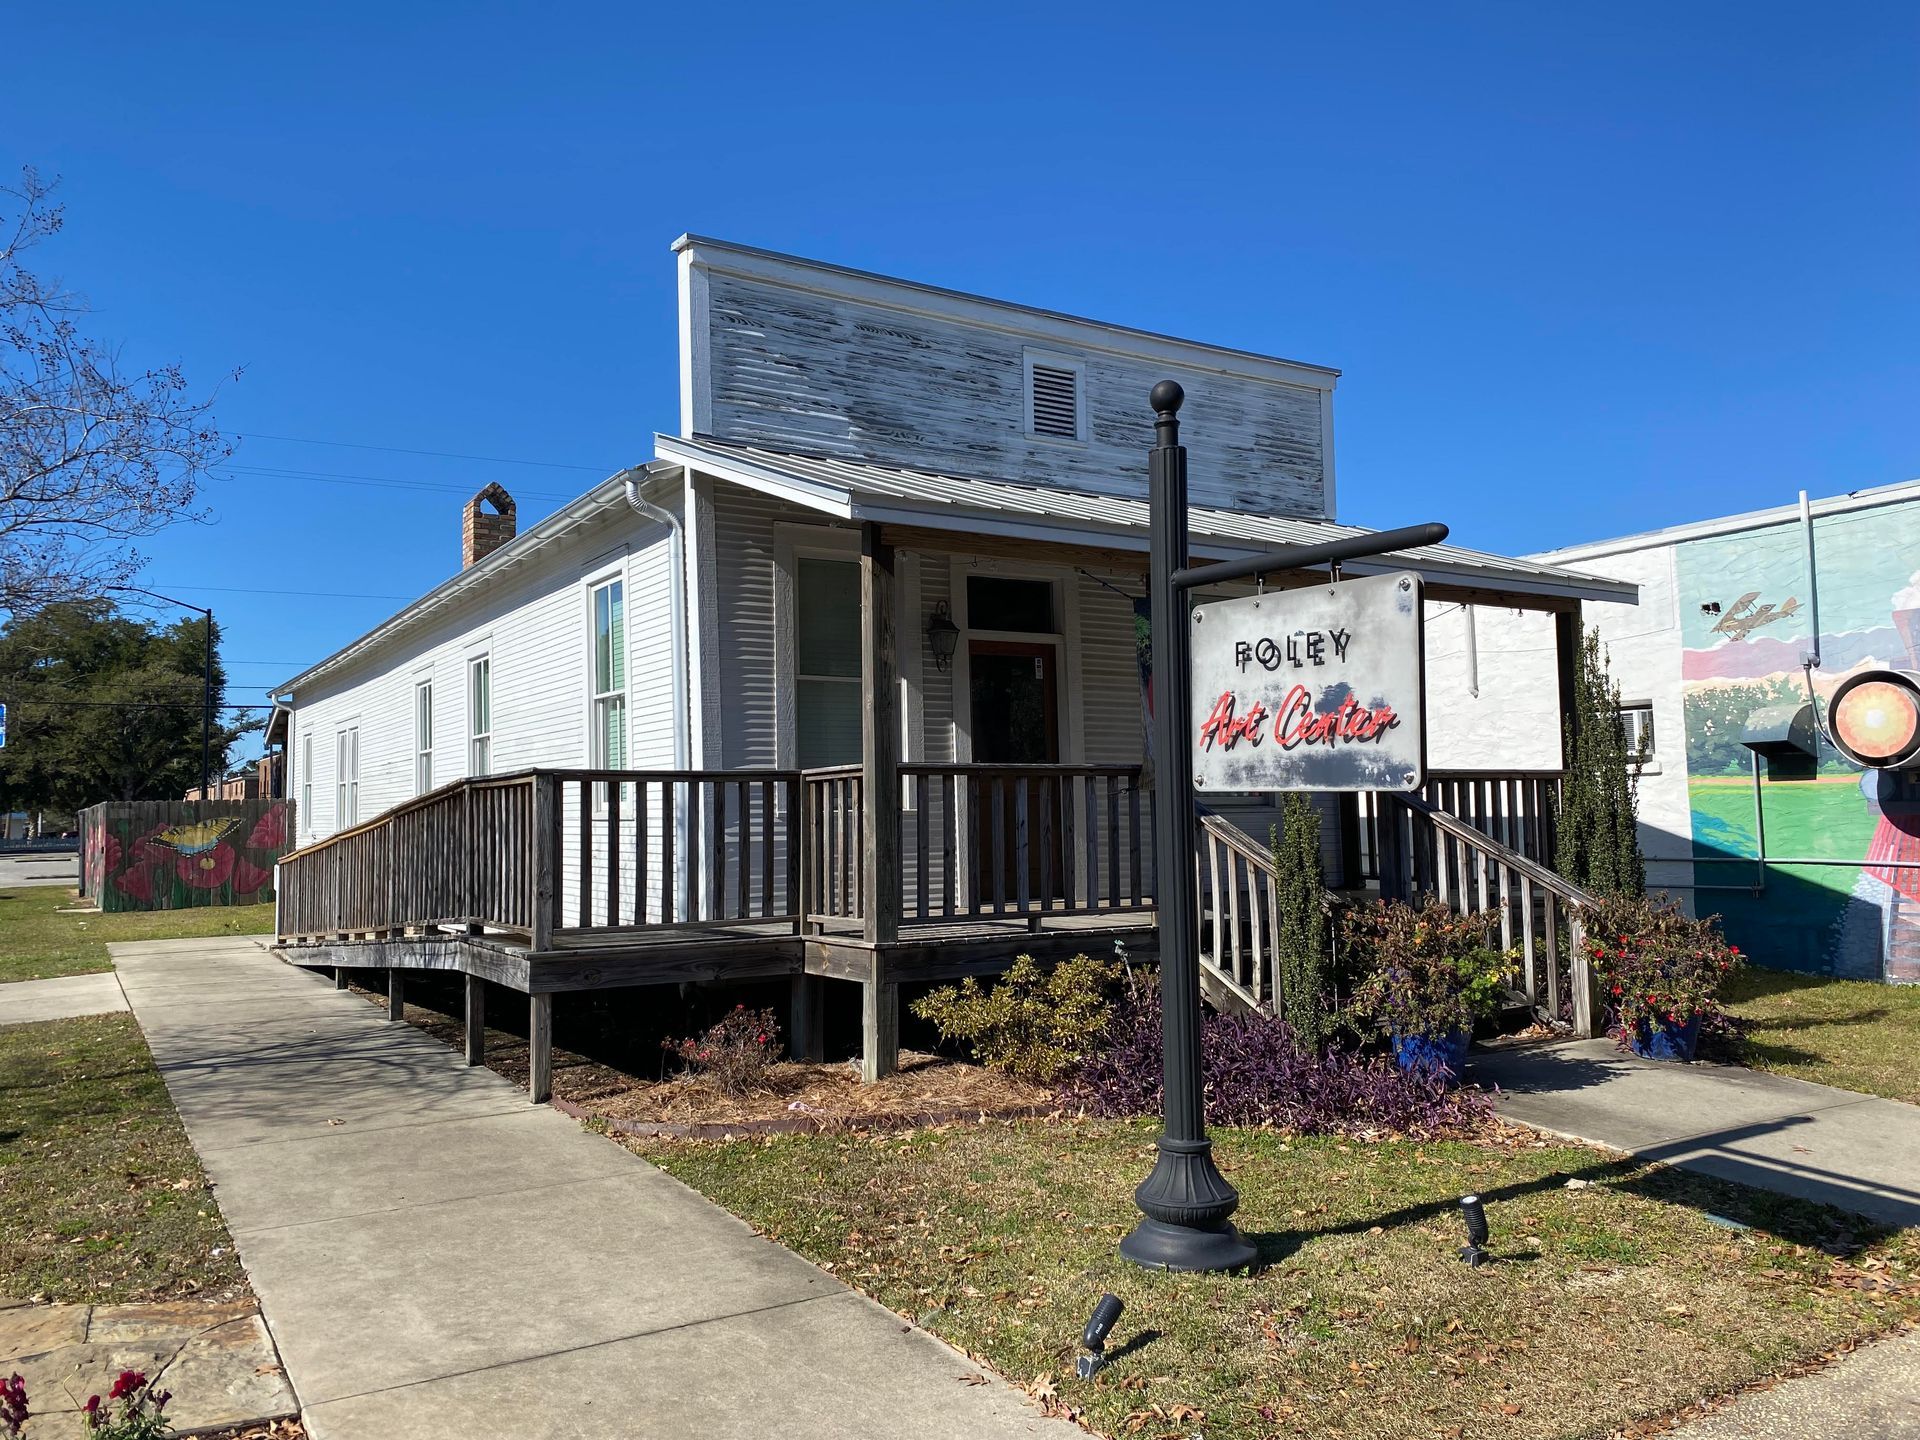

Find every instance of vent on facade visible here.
[1027,358,1083,440]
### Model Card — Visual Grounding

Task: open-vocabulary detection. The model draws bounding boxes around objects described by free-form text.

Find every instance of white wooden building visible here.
[273,238,1635,1093]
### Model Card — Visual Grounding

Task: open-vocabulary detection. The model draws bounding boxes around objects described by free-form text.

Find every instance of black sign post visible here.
[1119,380,1449,1273]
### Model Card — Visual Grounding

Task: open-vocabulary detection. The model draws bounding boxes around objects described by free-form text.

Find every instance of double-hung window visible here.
[1620,703,1655,764]
[590,577,628,774]
[415,683,434,793]
[336,726,359,828]
[300,733,313,834]
[795,556,862,767]
[469,656,492,776]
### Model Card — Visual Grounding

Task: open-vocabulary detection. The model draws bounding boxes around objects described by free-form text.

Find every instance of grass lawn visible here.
[0,887,275,983]
[634,1120,1918,1440]
[0,1014,249,1303]
[1718,966,1920,1105]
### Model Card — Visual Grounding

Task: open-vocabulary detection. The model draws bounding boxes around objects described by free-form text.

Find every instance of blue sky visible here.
[4,2,1915,757]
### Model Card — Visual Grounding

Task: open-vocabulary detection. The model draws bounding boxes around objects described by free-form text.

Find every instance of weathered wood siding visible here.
[689,263,1334,518]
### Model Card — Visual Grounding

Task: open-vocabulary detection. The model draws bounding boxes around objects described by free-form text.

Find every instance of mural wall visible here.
[1675,501,1920,982]
[79,799,292,913]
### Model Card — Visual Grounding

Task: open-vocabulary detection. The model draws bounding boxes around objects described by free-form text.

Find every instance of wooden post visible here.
[859,524,900,945]
[386,968,404,1021]
[528,992,553,1104]
[790,973,824,1063]
[334,966,349,990]
[531,773,558,951]
[861,969,899,1083]
[1568,910,1597,1038]
[464,973,486,1066]
[1554,608,1581,771]
[1336,794,1362,890]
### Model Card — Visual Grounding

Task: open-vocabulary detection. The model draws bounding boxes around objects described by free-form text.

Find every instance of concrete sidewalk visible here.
[1,971,127,1026]
[1674,1326,1920,1438]
[112,937,1076,1440]
[1470,1038,1920,1230]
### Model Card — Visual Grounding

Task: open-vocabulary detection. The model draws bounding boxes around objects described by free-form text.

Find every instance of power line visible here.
[237,431,611,473]
[212,463,575,503]
[144,584,416,601]
[0,699,270,711]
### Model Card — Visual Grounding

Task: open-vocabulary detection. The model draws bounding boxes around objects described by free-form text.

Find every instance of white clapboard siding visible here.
[692,264,1332,518]
[286,507,680,932]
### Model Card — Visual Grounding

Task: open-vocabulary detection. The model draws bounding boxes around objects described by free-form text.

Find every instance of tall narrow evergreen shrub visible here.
[1270,793,1330,1052]
[1555,623,1645,897]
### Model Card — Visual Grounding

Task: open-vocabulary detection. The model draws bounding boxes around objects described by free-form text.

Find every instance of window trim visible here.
[1620,701,1657,773]
[468,653,492,777]
[585,570,629,809]
[1022,348,1088,446]
[335,724,360,830]
[300,732,312,836]
[414,681,435,795]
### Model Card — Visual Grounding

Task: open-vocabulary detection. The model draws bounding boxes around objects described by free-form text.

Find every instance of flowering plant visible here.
[82,1369,174,1438]
[2,1373,28,1438]
[1342,899,1513,1042]
[663,1004,782,1095]
[1580,894,1742,1044]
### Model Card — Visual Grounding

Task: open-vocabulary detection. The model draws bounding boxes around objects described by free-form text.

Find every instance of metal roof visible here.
[656,435,1637,607]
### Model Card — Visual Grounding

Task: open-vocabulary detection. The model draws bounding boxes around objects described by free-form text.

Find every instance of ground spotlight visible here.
[1459,1194,1490,1267]
[1075,1293,1125,1379]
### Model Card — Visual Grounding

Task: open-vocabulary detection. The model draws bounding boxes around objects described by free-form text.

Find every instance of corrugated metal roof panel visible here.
[655,435,1636,606]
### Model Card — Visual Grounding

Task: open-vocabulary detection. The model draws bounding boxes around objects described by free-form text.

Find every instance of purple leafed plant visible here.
[1059,977,1492,1139]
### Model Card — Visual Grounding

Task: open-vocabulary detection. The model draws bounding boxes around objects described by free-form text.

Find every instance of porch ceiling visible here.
[654,435,1636,609]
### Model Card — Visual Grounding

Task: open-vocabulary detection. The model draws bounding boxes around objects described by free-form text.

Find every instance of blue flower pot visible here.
[1393,1030,1470,1084]
[1630,1015,1701,1062]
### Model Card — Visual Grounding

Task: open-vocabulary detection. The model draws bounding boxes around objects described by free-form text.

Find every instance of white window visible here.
[1023,350,1086,442]
[796,556,861,768]
[590,577,628,772]
[415,682,434,793]
[300,733,312,833]
[1620,703,1655,762]
[469,655,492,776]
[336,726,359,828]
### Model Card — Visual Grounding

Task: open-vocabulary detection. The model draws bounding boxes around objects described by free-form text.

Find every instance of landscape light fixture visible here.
[1458,1194,1491,1267]
[926,600,960,671]
[1075,1293,1125,1380]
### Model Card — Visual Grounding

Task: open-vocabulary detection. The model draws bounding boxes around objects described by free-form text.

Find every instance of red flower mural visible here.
[232,854,271,894]
[248,803,287,851]
[116,862,158,904]
[177,844,237,890]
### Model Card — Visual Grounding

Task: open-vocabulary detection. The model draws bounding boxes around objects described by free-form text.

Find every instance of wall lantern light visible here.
[927,600,960,671]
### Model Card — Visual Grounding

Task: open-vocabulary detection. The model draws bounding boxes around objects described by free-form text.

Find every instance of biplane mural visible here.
[1677,506,1920,981]
[79,799,294,913]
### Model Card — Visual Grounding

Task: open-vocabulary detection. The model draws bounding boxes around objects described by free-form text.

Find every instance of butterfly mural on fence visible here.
[146,817,244,874]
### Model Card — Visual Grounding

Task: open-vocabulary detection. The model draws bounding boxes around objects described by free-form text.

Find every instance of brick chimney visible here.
[462,483,516,568]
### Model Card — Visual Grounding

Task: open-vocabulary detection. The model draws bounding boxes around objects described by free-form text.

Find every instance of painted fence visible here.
[78,799,294,912]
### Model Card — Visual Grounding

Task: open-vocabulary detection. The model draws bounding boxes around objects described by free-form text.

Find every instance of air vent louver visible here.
[1029,363,1081,439]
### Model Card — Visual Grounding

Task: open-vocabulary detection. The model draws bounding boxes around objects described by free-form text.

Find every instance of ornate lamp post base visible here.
[1119,1136,1259,1272]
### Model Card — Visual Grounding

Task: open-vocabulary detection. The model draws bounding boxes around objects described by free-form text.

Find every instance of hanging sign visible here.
[1189,571,1426,793]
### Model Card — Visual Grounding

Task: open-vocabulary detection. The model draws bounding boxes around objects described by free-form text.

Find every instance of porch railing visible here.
[1357,769,1561,881]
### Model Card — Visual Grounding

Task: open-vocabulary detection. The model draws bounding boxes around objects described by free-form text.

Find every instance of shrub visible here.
[663,1004,782,1095]
[3,1373,27,1439]
[911,952,1119,1082]
[1059,976,1492,1139]
[1342,899,1512,1042]
[1556,622,1645,896]
[1580,893,1742,1043]
[1269,794,1330,1053]
[82,1370,173,1439]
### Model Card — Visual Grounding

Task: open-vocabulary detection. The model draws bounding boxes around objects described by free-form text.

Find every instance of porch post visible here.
[464,973,486,1066]
[1554,608,1581,769]
[859,523,902,1082]
[528,992,553,1104]
[386,968,404,1021]
[790,973,825,1063]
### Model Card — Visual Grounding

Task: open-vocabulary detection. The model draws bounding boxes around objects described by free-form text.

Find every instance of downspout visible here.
[621,466,691,770]
[623,465,693,917]
[1799,490,1822,672]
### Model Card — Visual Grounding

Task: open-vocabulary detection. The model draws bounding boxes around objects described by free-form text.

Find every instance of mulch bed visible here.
[343,983,1054,1135]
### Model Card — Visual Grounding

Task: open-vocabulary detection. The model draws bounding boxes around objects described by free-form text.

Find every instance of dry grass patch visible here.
[633,1118,1918,1440]
[0,887,275,983]
[0,1015,248,1304]
[1716,966,1920,1105]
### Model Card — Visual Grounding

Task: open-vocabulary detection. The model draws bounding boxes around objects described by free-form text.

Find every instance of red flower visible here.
[115,863,158,904]
[178,844,236,890]
[83,1395,100,1415]
[248,803,287,851]
[109,1371,145,1401]
[231,854,272,895]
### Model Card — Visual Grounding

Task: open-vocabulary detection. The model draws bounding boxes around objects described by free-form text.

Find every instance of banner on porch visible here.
[1188,571,1426,793]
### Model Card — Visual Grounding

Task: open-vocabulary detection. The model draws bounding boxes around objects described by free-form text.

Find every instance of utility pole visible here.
[107,586,215,800]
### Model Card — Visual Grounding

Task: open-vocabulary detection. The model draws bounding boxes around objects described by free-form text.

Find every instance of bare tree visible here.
[1,167,234,615]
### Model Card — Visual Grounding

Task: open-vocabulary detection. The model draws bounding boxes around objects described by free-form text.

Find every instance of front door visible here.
[969,640,1062,902]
